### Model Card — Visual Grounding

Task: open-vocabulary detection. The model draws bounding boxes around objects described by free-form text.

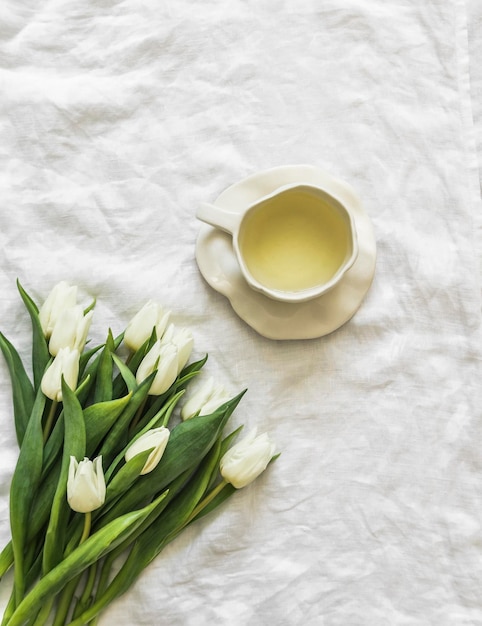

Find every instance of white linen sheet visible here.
[0,1,481,624]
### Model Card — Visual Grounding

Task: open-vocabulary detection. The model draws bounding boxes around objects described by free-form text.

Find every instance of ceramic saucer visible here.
[195,165,377,340]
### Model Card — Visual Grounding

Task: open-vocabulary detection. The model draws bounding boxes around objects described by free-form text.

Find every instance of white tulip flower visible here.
[136,340,178,395]
[199,394,231,417]
[39,281,78,338]
[161,324,193,374]
[48,305,93,356]
[67,456,106,513]
[40,347,80,402]
[181,377,230,421]
[220,428,276,489]
[125,427,170,475]
[124,301,171,352]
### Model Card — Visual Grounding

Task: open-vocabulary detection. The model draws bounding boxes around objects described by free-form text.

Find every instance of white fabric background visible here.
[1,1,481,624]
[468,0,482,195]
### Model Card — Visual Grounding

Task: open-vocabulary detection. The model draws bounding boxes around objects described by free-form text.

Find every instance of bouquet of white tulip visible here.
[0,281,277,626]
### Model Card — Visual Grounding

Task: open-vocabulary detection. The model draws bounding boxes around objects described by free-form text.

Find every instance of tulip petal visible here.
[125,427,170,475]
[67,457,106,514]
[181,377,215,419]
[41,348,80,402]
[39,282,78,338]
[220,428,276,489]
[136,341,179,396]
[124,302,171,352]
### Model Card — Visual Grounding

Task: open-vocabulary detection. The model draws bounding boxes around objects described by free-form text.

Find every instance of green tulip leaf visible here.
[8,386,46,604]
[42,393,132,482]
[111,353,137,394]
[205,425,243,492]
[41,410,65,476]
[97,373,155,466]
[42,379,86,574]
[79,343,104,378]
[101,449,152,512]
[76,363,102,407]
[0,331,35,447]
[112,330,155,398]
[126,387,183,445]
[84,393,133,455]
[16,279,50,391]
[0,541,13,579]
[177,354,208,384]
[93,330,115,404]
[98,466,194,564]
[22,462,62,548]
[187,482,236,524]
[76,332,123,406]
[83,297,96,316]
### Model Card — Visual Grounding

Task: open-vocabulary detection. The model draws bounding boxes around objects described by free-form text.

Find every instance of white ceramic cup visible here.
[196,182,358,303]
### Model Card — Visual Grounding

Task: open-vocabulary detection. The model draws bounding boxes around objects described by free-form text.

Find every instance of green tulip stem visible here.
[79,512,92,546]
[31,596,54,625]
[183,480,228,528]
[72,562,97,620]
[43,401,58,444]
[49,512,93,626]
[64,572,123,626]
[93,551,115,600]
[83,562,111,626]
[0,541,14,579]
[51,576,80,626]
[1,588,15,625]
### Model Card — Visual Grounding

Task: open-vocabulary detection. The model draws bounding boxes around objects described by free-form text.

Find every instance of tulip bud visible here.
[48,305,93,356]
[124,301,171,352]
[181,377,230,421]
[161,324,193,374]
[199,394,231,417]
[40,347,80,402]
[220,428,276,489]
[125,427,170,475]
[67,456,106,513]
[39,281,78,338]
[136,340,178,395]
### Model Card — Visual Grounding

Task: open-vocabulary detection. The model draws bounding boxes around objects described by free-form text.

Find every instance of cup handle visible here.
[196,202,242,235]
